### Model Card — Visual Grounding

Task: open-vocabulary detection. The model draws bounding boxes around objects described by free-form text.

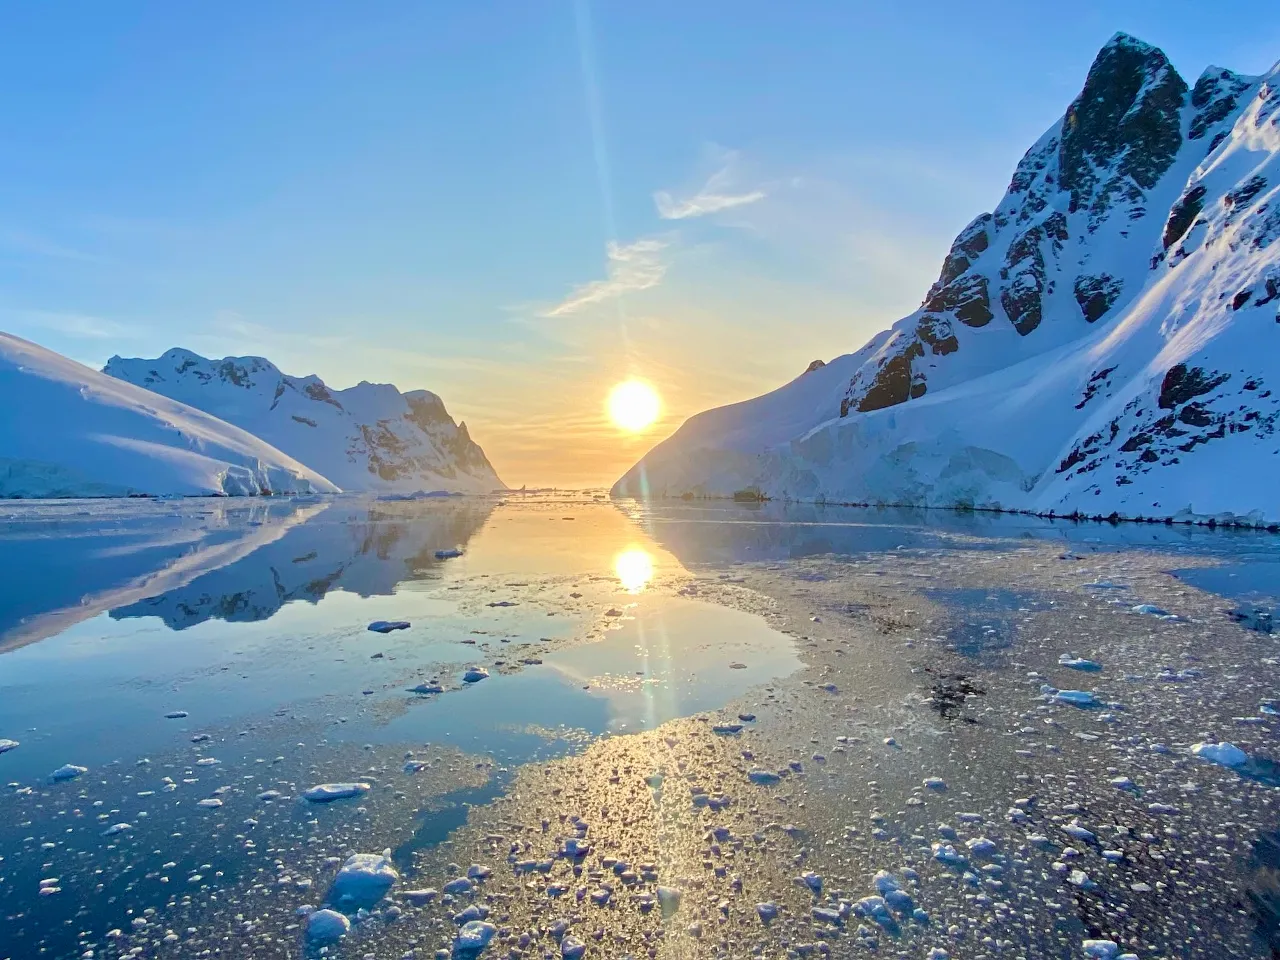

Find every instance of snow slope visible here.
[614,35,1280,526]
[105,350,504,495]
[0,333,338,499]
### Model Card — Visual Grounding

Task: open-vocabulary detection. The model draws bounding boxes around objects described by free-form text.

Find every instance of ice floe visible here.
[303,782,371,803]
[463,667,490,683]
[330,851,398,907]
[367,620,410,633]
[0,739,18,754]
[50,764,87,782]
[1058,655,1102,671]
[305,908,351,942]
[1191,741,1248,768]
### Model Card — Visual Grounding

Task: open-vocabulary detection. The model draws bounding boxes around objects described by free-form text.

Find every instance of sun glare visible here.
[614,547,654,593]
[607,379,660,432]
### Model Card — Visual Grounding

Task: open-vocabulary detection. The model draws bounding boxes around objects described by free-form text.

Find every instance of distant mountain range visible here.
[615,33,1280,526]
[106,349,504,495]
[0,333,503,498]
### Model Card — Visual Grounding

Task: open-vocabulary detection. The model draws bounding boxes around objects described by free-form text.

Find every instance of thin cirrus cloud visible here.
[653,160,767,220]
[543,238,668,317]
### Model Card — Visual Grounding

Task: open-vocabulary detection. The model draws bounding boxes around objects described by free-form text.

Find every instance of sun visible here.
[614,547,654,593]
[607,380,661,432]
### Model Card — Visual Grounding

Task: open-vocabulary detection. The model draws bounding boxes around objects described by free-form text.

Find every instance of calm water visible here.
[1,494,1278,959]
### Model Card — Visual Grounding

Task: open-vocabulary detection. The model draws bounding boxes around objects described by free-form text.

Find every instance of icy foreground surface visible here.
[0,333,338,498]
[615,34,1280,525]
[105,348,505,494]
[0,495,1279,958]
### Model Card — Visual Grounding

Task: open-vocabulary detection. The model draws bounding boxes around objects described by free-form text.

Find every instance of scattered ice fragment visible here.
[748,768,781,785]
[463,667,490,683]
[965,837,997,857]
[306,909,351,942]
[1058,655,1102,672]
[196,798,223,809]
[797,871,823,893]
[401,888,438,905]
[1062,821,1096,844]
[812,906,843,925]
[712,723,743,735]
[756,902,779,924]
[435,548,463,560]
[330,851,398,907]
[1147,802,1179,815]
[444,877,474,895]
[467,864,492,881]
[409,682,444,695]
[368,620,410,633]
[50,764,87,782]
[0,739,18,754]
[1191,741,1248,768]
[257,789,283,801]
[1110,777,1137,792]
[303,782,371,803]
[195,757,220,766]
[102,823,133,836]
[164,711,189,719]
[1067,869,1097,890]
[561,935,586,959]
[931,843,966,867]
[1052,689,1099,707]
[923,777,946,790]
[1082,940,1119,959]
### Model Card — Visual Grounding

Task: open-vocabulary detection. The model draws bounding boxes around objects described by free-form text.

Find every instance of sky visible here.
[1,1,1277,488]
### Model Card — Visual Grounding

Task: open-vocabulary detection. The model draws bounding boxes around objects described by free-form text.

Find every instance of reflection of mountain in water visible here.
[110,499,495,629]
[0,499,325,652]
[633,500,1274,567]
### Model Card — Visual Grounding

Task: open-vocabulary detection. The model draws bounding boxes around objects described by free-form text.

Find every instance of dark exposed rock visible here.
[1059,34,1187,225]
[916,316,959,356]
[857,342,923,413]
[925,274,993,328]
[1233,290,1254,311]
[1226,175,1269,216]
[1076,366,1118,409]
[803,359,827,374]
[1001,227,1045,335]
[1189,68,1253,141]
[932,215,992,290]
[1158,364,1230,410]
[1162,184,1207,250]
[1074,274,1123,323]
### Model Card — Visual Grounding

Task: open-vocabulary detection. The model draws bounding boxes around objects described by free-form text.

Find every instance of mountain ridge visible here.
[105,348,505,495]
[613,34,1280,526]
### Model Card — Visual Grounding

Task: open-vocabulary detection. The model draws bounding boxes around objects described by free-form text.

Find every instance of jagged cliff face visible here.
[614,34,1280,525]
[105,351,505,494]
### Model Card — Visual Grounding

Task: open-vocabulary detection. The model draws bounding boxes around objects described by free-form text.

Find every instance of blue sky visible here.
[1,1,1277,485]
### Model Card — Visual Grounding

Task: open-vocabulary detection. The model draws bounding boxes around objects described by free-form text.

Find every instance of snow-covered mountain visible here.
[614,34,1280,526]
[0,333,337,499]
[105,349,505,495]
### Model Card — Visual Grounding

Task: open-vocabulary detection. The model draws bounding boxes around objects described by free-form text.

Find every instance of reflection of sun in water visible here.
[614,547,654,593]
[607,380,660,432]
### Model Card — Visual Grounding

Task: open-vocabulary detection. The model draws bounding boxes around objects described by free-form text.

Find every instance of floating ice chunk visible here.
[404,759,429,774]
[258,790,283,801]
[965,837,997,857]
[453,904,489,924]
[927,950,950,960]
[812,906,843,925]
[1082,939,1119,958]
[164,711,189,719]
[435,549,464,560]
[467,864,492,881]
[872,871,901,895]
[463,667,490,683]
[444,877,474,895]
[931,843,966,867]
[712,723,743,735]
[196,757,220,766]
[102,823,133,836]
[748,769,781,785]
[923,777,946,790]
[1147,802,1179,815]
[303,782,371,803]
[306,909,351,942]
[1131,604,1172,618]
[1062,821,1096,844]
[1067,869,1096,890]
[1191,741,1248,768]
[797,871,822,893]
[0,739,18,754]
[1110,777,1136,792]
[656,886,682,915]
[560,838,591,858]
[560,935,586,959]
[50,764,87,782]
[1058,655,1102,672]
[409,682,444,695]
[196,798,223,809]
[330,852,398,907]
[368,620,410,633]
[401,888,437,905]
[1053,690,1100,708]
[756,902,779,924]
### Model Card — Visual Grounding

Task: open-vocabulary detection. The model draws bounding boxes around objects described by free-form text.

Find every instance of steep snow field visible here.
[615,35,1280,526]
[0,333,338,499]
[105,350,504,495]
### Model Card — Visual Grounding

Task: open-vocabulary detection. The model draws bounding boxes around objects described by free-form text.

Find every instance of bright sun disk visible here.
[614,547,654,593]
[607,379,660,432]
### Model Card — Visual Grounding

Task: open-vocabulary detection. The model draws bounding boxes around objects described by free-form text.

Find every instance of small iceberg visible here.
[454,920,497,954]
[306,908,351,942]
[435,548,464,560]
[409,682,444,695]
[50,764,87,782]
[164,710,189,719]
[1131,604,1177,619]
[748,768,781,786]
[303,782,371,803]
[1058,655,1102,672]
[462,667,489,683]
[0,738,18,754]
[368,620,410,633]
[1052,689,1100,708]
[330,851,398,907]
[1191,741,1248,768]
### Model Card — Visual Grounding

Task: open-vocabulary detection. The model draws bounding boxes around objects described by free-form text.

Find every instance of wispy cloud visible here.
[4,309,141,340]
[543,238,667,317]
[654,153,766,220]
